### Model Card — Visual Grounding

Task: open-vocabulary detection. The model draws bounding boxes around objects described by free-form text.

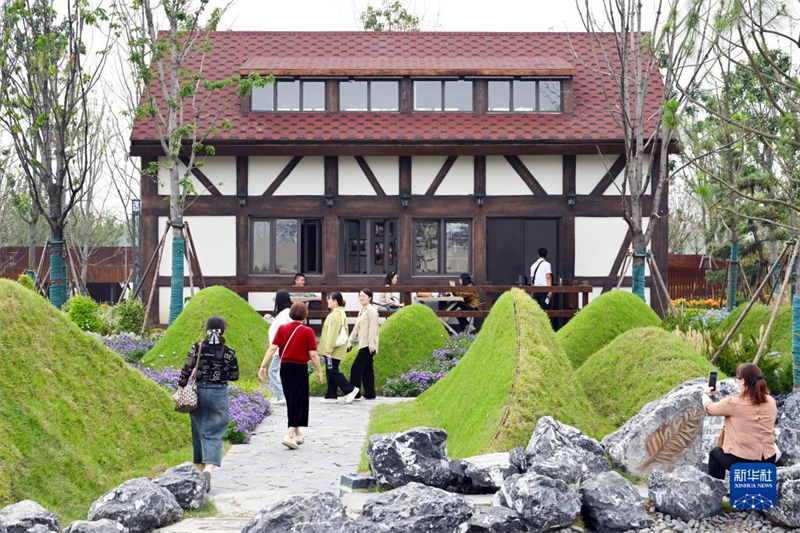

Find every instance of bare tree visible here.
[577,0,717,300]
[0,0,114,308]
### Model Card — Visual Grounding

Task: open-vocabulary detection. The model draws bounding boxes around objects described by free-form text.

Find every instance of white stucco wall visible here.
[574,217,629,277]
[576,154,651,195]
[435,156,473,195]
[157,157,236,196]
[411,156,447,195]
[338,157,377,195]
[520,155,562,195]
[486,156,530,196]
[248,156,293,196]
[157,216,237,277]
[364,156,400,196]
[273,156,325,196]
[159,286,197,325]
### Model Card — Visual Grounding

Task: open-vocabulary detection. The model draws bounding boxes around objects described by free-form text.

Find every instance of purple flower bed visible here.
[132,364,270,444]
[95,333,157,363]
[383,332,475,397]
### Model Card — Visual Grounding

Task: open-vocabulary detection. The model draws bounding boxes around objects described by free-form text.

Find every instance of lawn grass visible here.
[362,289,610,469]
[141,286,270,380]
[556,290,662,368]
[0,279,192,524]
[575,327,722,431]
[309,304,449,396]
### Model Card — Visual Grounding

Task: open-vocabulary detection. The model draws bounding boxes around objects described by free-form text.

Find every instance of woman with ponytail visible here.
[175,316,239,491]
[702,363,778,480]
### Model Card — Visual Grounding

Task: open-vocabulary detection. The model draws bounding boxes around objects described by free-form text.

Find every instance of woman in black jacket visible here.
[175,316,239,491]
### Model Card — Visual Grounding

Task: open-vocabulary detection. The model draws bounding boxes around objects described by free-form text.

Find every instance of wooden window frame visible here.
[249,217,323,275]
[339,218,398,275]
[413,79,473,113]
[487,78,565,114]
[412,218,473,276]
[250,78,327,113]
[338,80,400,112]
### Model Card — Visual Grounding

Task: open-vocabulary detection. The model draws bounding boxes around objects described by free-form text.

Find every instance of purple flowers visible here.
[383,332,475,397]
[132,364,270,444]
[94,333,157,363]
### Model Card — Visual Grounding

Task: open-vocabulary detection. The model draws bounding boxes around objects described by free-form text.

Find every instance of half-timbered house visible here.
[130,31,671,324]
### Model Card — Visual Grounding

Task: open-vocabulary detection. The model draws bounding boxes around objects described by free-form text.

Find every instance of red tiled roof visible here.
[130,31,665,144]
[239,56,574,76]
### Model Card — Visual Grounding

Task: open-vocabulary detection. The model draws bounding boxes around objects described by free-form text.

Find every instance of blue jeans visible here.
[190,383,229,467]
[269,355,284,400]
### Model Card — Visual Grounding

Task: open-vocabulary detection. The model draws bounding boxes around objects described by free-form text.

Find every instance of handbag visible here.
[174,343,203,413]
[334,309,348,347]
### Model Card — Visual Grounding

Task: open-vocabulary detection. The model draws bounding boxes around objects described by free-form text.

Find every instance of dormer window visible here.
[488,79,563,113]
[251,79,325,112]
[339,80,399,112]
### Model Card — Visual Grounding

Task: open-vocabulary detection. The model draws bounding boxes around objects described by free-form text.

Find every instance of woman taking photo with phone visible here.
[348,289,379,400]
[318,292,359,404]
[258,302,324,449]
[702,362,778,480]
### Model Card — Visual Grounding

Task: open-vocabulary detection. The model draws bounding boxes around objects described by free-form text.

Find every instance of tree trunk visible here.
[48,228,67,309]
[168,154,185,324]
[631,232,647,301]
[27,212,38,272]
[727,229,739,312]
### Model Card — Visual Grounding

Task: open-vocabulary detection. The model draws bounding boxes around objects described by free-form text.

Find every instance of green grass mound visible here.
[557,290,662,368]
[714,303,795,393]
[142,286,270,380]
[0,279,190,523]
[364,289,610,464]
[310,304,448,396]
[576,327,720,429]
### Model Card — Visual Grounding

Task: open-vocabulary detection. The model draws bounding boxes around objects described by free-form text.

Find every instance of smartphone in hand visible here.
[708,371,717,391]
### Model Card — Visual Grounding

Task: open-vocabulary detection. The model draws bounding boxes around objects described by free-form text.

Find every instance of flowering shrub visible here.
[672,298,725,309]
[383,332,475,397]
[689,308,731,330]
[132,365,270,444]
[96,333,157,363]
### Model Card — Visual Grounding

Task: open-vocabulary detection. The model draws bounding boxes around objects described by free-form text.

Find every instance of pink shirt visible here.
[705,394,778,460]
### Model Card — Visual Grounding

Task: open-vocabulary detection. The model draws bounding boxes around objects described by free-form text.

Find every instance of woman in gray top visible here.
[347,289,379,400]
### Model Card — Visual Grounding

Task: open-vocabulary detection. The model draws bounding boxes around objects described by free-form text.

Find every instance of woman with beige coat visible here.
[347,288,379,400]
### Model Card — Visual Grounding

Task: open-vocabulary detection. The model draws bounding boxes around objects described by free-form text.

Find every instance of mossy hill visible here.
[364,289,610,465]
[714,303,795,393]
[557,290,662,368]
[309,304,448,396]
[142,286,270,380]
[576,327,720,429]
[0,279,191,523]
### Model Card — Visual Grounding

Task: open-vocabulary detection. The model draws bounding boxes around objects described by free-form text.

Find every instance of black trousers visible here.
[532,291,549,309]
[350,347,376,399]
[708,446,776,480]
[280,362,309,428]
[325,357,355,399]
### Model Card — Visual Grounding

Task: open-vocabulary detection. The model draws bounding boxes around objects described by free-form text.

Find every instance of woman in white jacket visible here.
[263,290,293,404]
[347,289,380,400]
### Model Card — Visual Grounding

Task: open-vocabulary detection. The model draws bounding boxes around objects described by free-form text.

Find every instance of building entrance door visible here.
[487,218,559,286]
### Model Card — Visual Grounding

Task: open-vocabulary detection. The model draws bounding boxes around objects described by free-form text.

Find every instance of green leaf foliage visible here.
[556,290,662,368]
[0,280,191,523]
[63,294,103,333]
[16,272,35,291]
[364,289,611,466]
[576,327,721,428]
[141,286,270,379]
[308,304,449,396]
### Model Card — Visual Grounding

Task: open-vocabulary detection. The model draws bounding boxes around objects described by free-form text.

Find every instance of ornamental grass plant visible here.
[0,279,191,523]
[556,290,662,368]
[364,289,609,466]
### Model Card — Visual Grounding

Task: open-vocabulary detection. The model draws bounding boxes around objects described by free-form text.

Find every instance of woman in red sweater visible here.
[259,302,324,449]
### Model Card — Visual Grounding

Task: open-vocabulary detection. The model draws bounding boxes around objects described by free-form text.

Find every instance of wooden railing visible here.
[225,284,593,320]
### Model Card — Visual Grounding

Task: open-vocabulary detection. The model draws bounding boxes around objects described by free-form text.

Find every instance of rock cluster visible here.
[777,391,800,467]
[0,500,59,533]
[367,427,452,489]
[88,478,183,533]
[153,462,207,510]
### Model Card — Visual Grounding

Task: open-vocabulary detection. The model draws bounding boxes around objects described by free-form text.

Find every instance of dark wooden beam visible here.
[263,156,303,196]
[178,157,222,196]
[399,79,412,114]
[561,155,576,283]
[235,156,249,299]
[602,232,633,293]
[425,156,457,196]
[474,80,488,114]
[589,155,627,196]
[473,155,487,283]
[398,156,412,284]
[323,156,339,284]
[354,156,387,196]
[325,80,338,112]
[140,156,159,324]
[504,155,548,196]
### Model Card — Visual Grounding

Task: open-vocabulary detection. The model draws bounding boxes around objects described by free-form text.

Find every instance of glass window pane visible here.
[415,221,439,273]
[251,220,271,272]
[302,81,325,111]
[276,80,300,111]
[339,81,368,111]
[370,81,399,111]
[251,86,273,111]
[445,221,470,274]
[539,80,562,112]
[444,81,473,111]
[513,80,536,112]
[275,219,298,274]
[414,81,442,111]
[488,81,510,112]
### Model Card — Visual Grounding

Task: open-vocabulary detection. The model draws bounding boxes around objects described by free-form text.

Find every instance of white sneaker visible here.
[275,398,286,405]
[320,398,338,404]
[345,387,360,404]
[295,435,305,445]
[282,438,299,450]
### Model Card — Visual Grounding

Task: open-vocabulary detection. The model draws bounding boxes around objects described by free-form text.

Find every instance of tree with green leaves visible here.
[0,0,114,308]
[361,1,420,31]
[124,0,270,324]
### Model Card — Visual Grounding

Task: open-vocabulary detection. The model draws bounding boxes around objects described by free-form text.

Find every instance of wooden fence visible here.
[668,254,726,300]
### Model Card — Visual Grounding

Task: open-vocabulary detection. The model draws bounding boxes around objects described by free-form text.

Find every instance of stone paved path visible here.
[209,396,410,517]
